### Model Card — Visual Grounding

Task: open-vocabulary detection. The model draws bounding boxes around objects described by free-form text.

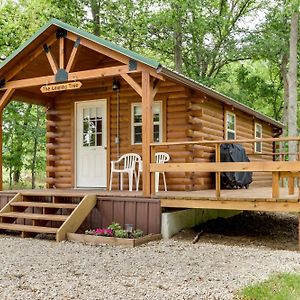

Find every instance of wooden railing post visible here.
[272,171,279,198]
[215,143,221,198]
[150,146,155,194]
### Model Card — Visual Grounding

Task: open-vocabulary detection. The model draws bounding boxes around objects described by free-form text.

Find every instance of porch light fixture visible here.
[112,79,120,91]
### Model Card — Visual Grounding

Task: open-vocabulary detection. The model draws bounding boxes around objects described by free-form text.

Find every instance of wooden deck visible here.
[0,187,300,213]
[157,187,300,212]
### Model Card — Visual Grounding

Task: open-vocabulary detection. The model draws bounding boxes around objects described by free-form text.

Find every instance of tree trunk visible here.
[287,12,299,161]
[174,24,183,73]
[12,104,32,184]
[90,0,101,36]
[31,106,41,189]
[172,3,183,73]
[280,53,289,136]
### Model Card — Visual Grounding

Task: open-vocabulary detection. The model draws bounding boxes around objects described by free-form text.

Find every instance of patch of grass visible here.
[237,273,300,300]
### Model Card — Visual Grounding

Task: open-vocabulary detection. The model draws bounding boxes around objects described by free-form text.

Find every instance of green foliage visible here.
[237,273,300,300]
[132,229,144,238]
[107,222,122,232]
[114,229,129,238]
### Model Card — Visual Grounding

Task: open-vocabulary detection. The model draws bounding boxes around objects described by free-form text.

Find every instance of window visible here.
[83,107,102,147]
[131,102,162,144]
[255,123,262,153]
[226,112,236,140]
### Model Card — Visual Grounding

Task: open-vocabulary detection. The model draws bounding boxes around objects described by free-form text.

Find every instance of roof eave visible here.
[158,67,283,129]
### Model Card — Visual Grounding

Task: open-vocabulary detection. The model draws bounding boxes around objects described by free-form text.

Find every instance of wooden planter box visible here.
[67,233,162,247]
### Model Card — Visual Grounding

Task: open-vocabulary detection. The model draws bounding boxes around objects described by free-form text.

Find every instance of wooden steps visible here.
[0,223,58,234]
[0,212,68,222]
[10,201,77,209]
[0,192,96,241]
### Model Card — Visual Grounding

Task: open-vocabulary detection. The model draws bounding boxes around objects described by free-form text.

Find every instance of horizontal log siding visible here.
[188,94,276,190]
[48,76,279,191]
[109,79,190,191]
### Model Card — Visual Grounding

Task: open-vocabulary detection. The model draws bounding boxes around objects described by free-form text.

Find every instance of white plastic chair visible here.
[136,152,170,192]
[109,153,141,191]
[155,152,170,192]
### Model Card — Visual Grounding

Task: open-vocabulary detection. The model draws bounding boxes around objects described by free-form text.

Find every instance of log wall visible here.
[47,77,279,191]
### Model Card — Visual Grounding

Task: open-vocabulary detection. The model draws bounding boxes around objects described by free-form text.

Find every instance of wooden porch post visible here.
[142,71,153,197]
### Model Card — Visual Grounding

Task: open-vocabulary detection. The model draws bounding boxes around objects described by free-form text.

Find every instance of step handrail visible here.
[56,194,96,242]
[0,193,22,214]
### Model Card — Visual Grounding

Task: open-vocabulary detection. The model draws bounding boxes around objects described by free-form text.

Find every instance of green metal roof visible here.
[0,18,161,71]
[0,19,283,129]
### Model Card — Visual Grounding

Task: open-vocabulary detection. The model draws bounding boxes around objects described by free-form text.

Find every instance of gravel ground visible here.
[1,235,300,300]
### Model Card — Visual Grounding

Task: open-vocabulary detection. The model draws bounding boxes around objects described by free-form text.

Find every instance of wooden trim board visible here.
[67,233,162,247]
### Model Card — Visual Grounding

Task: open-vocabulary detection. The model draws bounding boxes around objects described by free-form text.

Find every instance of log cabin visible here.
[0,19,299,247]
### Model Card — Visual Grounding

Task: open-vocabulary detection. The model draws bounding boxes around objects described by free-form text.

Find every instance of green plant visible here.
[108,222,122,232]
[132,229,144,238]
[114,229,129,238]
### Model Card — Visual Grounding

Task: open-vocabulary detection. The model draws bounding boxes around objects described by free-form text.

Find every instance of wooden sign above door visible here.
[40,81,82,93]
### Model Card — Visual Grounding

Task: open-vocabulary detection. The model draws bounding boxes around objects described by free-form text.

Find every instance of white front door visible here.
[76,100,107,188]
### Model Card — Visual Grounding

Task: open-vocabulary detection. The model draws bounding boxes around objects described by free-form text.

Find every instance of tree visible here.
[287,10,299,160]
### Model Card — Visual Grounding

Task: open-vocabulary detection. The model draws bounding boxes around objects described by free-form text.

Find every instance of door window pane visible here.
[82,106,103,147]
[97,133,102,146]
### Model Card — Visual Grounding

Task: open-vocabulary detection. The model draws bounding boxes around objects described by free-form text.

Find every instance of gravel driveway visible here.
[1,236,300,300]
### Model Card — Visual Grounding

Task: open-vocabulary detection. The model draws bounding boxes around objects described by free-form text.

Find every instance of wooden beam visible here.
[66,32,164,81]
[4,35,57,82]
[121,73,142,96]
[67,31,129,65]
[0,88,15,111]
[14,90,49,106]
[1,65,134,90]
[150,161,300,173]
[45,46,58,74]
[152,79,161,98]
[160,198,300,213]
[59,38,64,69]
[66,38,80,72]
[142,71,153,197]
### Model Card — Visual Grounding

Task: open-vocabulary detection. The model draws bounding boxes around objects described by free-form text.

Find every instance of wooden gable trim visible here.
[4,35,57,82]
[67,31,129,65]
[44,44,58,74]
[1,65,138,90]
[67,32,164,81]
[66,37,81,72]
[59,37,64,69]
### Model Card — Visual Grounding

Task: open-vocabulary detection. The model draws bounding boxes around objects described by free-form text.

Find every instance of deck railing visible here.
[150,137,300,199]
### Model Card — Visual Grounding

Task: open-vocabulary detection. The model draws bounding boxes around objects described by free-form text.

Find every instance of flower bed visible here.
[67,223,161,247]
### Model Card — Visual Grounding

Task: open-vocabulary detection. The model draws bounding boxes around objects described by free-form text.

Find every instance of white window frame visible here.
[254,122,262,153]
[225,111,236,140]
[131,101,163,145]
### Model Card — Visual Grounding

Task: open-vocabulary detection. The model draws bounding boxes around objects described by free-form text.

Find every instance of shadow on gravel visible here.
[174,212,298,251]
